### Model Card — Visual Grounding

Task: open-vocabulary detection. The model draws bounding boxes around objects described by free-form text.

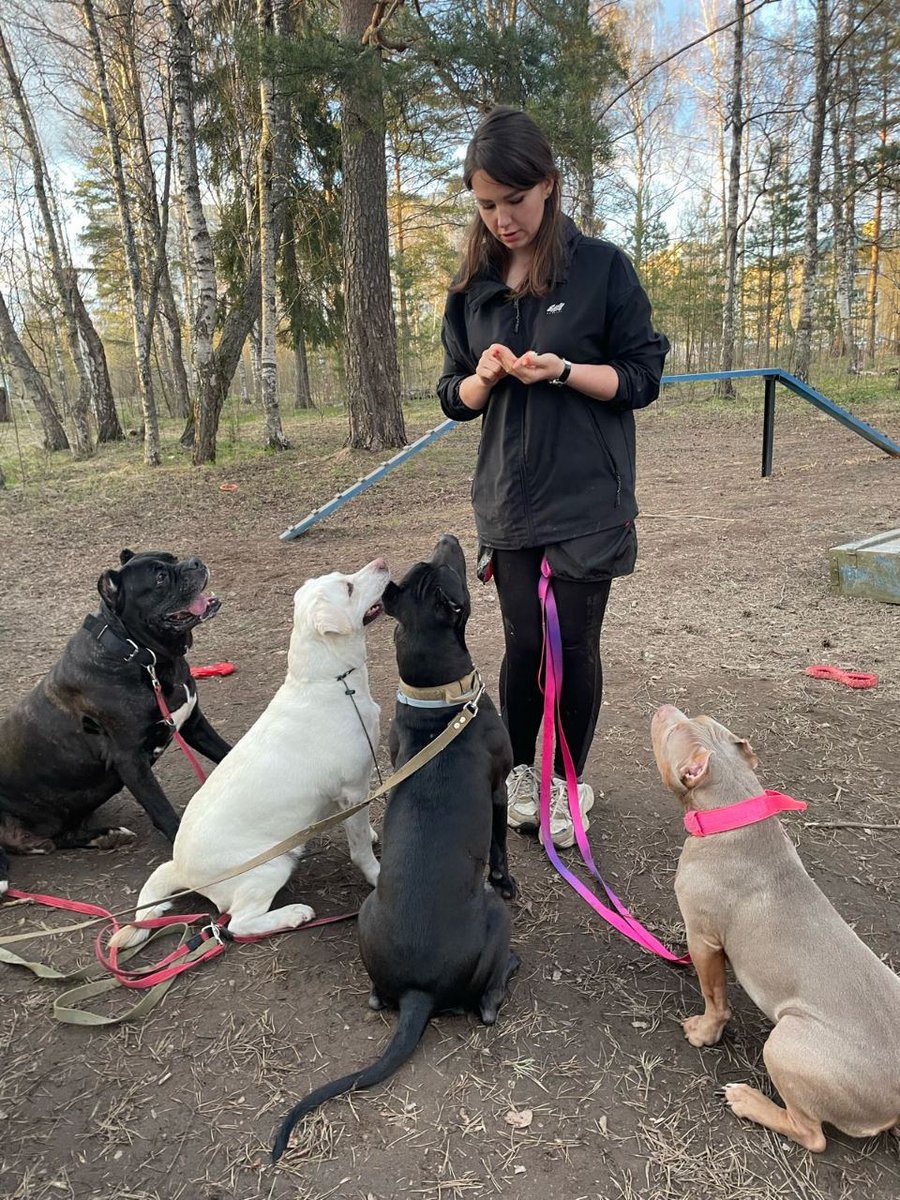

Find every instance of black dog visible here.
[0,549,231,893]
[273,534,517,1161]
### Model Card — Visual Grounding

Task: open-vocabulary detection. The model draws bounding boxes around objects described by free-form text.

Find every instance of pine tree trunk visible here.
[0,288,70,450]
[718,0,744,398]
[794,0,830,382]
[0,23,94,457]
[0,385,10,423]
[257,0,289,451]
[294,337,312,410]
[340,0,405,451]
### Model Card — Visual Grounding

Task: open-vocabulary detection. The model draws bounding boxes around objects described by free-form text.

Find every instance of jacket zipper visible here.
[514,297,520,334]
[589,412,622,507]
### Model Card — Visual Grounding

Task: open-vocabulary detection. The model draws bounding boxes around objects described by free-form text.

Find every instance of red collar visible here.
[684,789,807,837]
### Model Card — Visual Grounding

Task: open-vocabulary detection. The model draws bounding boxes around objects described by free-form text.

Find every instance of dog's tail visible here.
[108,860,181,949]
[271,988,433,1162]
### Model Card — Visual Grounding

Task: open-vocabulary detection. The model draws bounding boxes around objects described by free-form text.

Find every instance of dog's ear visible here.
[98,568,123,610]
[309,597,355,637]
[119,549,135,565]
[678,745,711,789]
[433,564,467,615]
[732,736,758,769]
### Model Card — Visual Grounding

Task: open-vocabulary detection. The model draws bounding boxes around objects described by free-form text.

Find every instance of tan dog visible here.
[651,703,900,1152]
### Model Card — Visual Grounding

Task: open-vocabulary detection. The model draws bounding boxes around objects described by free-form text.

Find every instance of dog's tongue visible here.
[187,594,209,616]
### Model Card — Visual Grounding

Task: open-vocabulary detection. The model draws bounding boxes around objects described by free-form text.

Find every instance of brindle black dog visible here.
[0,549,231,893]
[273,534,517,1161]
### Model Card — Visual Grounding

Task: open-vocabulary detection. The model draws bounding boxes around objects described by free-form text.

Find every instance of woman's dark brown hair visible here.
[451,106,564,297]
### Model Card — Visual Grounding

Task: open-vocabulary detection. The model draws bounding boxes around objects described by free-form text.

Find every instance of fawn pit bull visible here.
[651,703,900,1152]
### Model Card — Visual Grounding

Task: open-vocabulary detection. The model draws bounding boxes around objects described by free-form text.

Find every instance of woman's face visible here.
[470,169,553,255]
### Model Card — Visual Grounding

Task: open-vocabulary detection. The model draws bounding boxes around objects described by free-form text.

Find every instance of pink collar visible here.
[684,789,807,837]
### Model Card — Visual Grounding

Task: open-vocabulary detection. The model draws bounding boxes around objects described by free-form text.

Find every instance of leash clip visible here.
[464,681,485,720]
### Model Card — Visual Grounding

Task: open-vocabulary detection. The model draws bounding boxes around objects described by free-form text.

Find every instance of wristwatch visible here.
[549,358,572,386]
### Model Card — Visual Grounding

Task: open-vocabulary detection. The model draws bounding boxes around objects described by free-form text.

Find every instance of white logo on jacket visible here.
[546,302,566,314]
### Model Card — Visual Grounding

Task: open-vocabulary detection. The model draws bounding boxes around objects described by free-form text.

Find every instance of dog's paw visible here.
[723,1082,762,1119]
[89,827,137,850]
[490,870,517,901]
[682,1013,726,1047]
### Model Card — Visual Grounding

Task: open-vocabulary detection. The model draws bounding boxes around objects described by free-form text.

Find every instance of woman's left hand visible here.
[508,351,565,385]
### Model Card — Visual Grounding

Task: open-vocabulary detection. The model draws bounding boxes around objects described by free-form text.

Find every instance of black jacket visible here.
[438,221,670,549]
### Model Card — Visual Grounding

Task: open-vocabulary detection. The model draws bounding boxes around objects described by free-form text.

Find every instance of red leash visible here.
[538,558,690,965]
[151,679,208,785]
[4,886,356,990]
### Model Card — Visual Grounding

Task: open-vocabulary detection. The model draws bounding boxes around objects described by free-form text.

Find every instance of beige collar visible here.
[397,668,481,706]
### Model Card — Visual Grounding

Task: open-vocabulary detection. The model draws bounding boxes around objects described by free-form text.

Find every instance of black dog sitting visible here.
[0,549,231,893]
[273,534,517,1161]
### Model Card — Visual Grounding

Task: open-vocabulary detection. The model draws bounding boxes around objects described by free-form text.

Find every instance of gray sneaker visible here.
[539,776,596,850]
[506,764,539,831]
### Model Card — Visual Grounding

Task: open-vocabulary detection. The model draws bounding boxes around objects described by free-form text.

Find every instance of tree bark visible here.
[167,0,222,463]
[340,0,406,450]
[794,0,830,383]
[0,22,94,457]
[0,288,69,451]
[119,2,193,421]
[81,0,161,465]
[829,20,859,372]
[718,0,744,398]
[257,0,290,450]
[865,82,888,368]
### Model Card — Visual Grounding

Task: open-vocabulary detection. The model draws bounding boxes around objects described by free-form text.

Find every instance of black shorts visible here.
[477,521,637,584]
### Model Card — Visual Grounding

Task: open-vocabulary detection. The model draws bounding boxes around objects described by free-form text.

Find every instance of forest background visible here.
[0,0,897,488]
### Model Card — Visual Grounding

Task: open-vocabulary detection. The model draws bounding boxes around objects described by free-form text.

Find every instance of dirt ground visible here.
[1,391,899,1200]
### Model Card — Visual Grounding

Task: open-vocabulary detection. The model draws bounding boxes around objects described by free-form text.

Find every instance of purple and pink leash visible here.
[537,556,690,965]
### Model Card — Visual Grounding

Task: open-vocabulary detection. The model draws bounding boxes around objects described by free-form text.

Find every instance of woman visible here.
[438,106,669,850]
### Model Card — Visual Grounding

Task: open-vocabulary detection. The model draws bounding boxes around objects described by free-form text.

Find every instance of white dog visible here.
[111,559,389,948]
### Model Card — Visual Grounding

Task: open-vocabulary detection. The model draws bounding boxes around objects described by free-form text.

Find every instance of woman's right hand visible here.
[474,343,515,388]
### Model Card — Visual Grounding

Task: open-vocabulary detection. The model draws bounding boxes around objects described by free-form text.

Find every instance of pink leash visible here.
[538,558,690,965]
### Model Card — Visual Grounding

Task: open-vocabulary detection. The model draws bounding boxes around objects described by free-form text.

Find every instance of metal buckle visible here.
[201,921,228,947]
[123,638,142,663]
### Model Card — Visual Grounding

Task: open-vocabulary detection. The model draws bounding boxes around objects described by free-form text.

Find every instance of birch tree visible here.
[0,287,69,450]
[167,0,264,464]
[80,0,161,465]
[794,0,830,382]
[719,0,745,395]
[0,23,96,455]
[257,0,289,449]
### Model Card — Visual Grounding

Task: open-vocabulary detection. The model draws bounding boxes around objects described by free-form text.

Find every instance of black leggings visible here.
[493,547,611,778]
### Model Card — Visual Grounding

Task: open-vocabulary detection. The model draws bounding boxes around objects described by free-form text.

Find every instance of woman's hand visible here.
[507,351,565,384]
[475,343,516,387]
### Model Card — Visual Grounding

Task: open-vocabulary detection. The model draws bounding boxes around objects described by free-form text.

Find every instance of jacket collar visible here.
[465,217,582,312]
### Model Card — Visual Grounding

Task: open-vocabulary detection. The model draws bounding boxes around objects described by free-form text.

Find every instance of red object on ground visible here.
[805,665,878,689]
[219,483,239,492]
[190,662,236,679]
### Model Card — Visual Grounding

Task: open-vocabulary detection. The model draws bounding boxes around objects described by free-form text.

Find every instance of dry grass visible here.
[0,397,898,1198]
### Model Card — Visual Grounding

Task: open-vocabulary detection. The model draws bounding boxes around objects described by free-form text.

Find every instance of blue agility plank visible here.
[773,370,900,458]
[280,419,459,541]
[280,370,899,540]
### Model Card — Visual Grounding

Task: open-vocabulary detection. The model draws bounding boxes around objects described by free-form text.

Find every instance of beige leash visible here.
[0,690,483,947]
